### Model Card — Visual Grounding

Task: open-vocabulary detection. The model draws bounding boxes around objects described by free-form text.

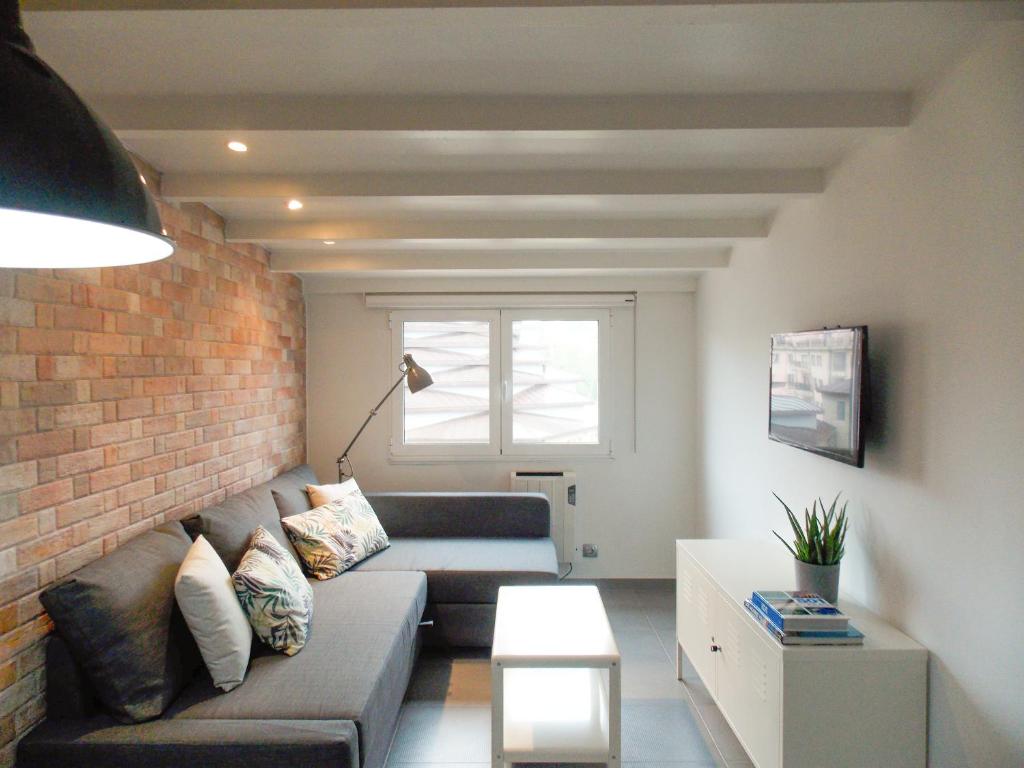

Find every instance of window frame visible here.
[499,308,610,457]
[388,307,612,460]
[389,309,502,459]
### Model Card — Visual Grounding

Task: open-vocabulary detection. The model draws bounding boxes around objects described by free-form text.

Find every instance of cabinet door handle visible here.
[710,644,721,653]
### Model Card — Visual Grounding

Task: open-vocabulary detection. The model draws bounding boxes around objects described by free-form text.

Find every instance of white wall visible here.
[306,289,696,578]
[696,25,1023,768]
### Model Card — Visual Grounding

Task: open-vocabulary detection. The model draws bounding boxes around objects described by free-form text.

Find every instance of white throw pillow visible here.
[175,535,252,691]
[306,478,361,508]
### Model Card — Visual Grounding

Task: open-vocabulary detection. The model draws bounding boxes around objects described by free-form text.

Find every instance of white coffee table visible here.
[491,585,621,768]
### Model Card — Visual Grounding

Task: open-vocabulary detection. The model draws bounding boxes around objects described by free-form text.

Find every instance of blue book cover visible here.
[743,600,864,646]
[751,589,848,632]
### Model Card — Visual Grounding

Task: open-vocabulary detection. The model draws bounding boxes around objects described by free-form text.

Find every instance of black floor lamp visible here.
[336,354,433,481]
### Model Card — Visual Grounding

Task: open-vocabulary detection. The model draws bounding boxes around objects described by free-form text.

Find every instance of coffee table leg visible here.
[609,661,621,768]
[491,661,503,768]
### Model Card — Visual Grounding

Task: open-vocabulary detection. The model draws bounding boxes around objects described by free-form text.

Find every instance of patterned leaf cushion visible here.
[231,526,313,656]
[282,483,390,580]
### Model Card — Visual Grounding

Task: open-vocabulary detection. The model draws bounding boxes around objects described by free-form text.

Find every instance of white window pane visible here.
[402,320,490,444]
[512,320,599,444]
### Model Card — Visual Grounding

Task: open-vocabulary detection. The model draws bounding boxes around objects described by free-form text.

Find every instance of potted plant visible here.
[772,492,848,604]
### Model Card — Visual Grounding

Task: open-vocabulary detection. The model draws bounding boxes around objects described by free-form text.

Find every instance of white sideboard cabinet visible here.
[676,540,927,768]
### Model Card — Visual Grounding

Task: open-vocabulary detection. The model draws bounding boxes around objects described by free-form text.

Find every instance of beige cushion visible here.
[174,535,252,691]
[305,478,359,508]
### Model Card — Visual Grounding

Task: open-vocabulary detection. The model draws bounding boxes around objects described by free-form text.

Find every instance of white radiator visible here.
[510,471,577,563]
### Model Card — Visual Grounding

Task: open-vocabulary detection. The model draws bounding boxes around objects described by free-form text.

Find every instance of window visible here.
[836,400,847,421]
[401,317,494,446]
[391,308,610,457]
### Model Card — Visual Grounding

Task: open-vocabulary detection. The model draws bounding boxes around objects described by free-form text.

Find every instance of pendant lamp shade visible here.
[0,5,173,268]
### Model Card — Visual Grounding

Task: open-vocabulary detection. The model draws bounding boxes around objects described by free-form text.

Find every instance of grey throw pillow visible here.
[188,487,300,572]
[40,522,200,723]
[268,464,319,518]
[271,487,312,519]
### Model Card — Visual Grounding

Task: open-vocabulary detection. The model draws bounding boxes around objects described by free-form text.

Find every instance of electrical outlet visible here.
[581,543,598,558]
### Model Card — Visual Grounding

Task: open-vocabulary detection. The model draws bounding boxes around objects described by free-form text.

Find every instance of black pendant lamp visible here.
[0,0,173,268]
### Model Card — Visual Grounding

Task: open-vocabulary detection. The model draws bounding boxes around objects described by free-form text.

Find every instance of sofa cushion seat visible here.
[348,537,559,603]
[167,571,426,768]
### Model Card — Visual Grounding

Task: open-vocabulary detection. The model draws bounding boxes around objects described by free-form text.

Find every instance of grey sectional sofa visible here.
[17,464,558,768]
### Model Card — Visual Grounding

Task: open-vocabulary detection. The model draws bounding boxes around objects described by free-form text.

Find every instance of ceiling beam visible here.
[162,169,824,200]
[225,216,769,242]
[270,248,729,273]
[20,1,931,10]
[301,274,699,294]
[99,92,911,132]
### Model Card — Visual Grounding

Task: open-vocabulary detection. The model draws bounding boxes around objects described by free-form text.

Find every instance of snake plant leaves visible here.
[772,492,849,565]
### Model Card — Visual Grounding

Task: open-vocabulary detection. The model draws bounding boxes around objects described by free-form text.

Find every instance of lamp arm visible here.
[335,371,407,466]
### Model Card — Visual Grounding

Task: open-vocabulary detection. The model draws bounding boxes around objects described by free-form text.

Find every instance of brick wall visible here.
[0,176,306,765]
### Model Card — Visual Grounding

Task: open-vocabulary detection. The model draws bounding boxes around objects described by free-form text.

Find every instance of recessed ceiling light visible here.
[287,199,303,210]
[227,141,248,153]
[323,240,335,245]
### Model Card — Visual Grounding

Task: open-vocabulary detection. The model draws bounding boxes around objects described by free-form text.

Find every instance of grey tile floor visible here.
[385,579,753,768]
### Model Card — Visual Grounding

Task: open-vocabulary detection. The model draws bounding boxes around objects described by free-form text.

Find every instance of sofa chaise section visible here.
[349,536,559,603]
[357,491,559,605]
[264,469,561,646]
[355,493,559,645]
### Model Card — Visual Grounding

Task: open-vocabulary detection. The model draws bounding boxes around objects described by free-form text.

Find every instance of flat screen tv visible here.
[769,326,867,467]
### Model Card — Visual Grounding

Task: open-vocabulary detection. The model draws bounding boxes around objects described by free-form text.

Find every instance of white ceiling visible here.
[23,3,1018,96]
[21,1,1024,282]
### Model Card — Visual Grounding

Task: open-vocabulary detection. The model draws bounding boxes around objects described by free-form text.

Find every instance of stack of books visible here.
[743,590,865,646]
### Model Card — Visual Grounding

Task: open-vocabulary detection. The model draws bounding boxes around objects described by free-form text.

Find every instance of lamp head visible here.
[402,354,433,394]
[0,0,173,268]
